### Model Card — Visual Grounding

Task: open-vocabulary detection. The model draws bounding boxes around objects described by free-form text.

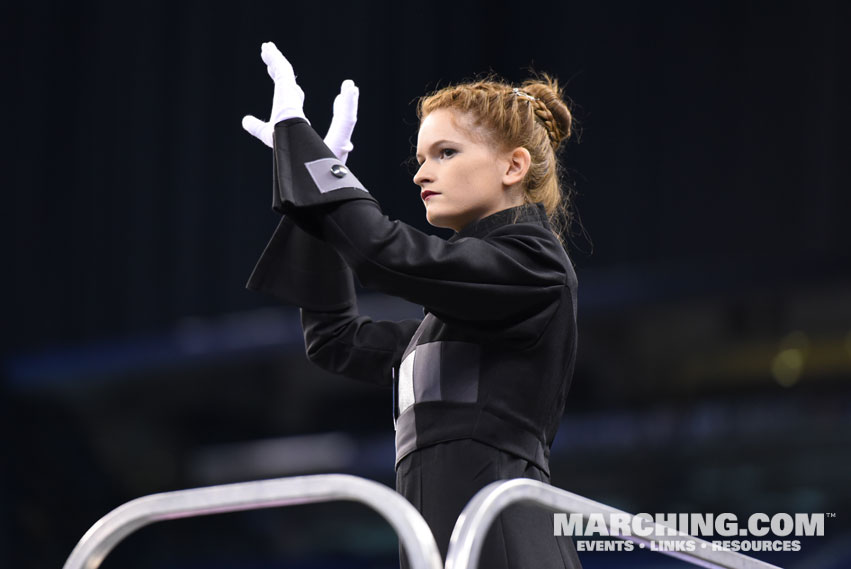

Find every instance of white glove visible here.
[323,79,359,164]
[242,42,305,147]
[242,42,359,164]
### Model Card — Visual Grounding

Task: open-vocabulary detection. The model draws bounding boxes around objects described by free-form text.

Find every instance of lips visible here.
[421,190,439,201]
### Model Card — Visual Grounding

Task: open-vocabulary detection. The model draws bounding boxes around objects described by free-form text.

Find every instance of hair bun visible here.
[520,75,573,148]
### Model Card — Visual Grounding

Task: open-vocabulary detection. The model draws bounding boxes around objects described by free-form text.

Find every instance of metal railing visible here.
[64,473,785,569]
[445,478,783,569]
[62,473,442,569]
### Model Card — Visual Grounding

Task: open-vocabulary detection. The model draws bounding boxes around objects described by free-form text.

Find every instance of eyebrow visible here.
[415,139,459,162]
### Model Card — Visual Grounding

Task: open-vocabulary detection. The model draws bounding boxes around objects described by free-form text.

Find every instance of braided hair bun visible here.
[520,75,573,149]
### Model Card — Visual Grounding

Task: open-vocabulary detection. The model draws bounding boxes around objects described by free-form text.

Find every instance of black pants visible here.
[396,439,582,569]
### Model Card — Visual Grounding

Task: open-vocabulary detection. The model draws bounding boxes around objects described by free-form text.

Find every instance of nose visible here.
[413,161,433,186]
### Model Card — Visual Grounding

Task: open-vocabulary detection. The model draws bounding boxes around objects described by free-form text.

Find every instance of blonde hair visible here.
[416,73,574,242]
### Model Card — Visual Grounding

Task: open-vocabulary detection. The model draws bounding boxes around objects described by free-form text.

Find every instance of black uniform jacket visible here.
[247,118,578,475]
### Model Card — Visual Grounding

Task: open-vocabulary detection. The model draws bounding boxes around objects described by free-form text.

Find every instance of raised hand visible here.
[323,79,359,164]
[242,42,307,147]
[242,42,359,164]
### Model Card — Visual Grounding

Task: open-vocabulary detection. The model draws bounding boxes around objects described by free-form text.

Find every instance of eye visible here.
[439,148,457,159]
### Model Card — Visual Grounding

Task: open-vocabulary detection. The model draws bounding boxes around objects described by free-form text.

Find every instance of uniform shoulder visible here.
[484,222,575,284]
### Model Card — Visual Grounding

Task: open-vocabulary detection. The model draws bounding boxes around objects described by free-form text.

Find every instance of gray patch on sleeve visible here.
[304,158,369,194]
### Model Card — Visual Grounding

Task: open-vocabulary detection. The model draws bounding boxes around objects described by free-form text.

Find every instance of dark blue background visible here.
[3,1,849,568]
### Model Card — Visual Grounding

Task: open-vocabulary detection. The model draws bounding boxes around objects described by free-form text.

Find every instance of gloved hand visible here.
[242,42,359,164]
[323,79,359,164]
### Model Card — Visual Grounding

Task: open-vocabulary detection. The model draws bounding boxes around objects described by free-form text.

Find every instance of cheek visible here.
[467,159,502,196]
[455,160,489,192]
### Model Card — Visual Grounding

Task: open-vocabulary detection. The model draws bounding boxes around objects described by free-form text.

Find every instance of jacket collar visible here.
[448,202,550,242]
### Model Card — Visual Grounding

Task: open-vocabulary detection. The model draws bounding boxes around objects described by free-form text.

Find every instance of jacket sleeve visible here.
[270,118,569,323]
[246,215,356,311]
[245,111,379,310]
[301,304,421,387]
[245,179,421,384]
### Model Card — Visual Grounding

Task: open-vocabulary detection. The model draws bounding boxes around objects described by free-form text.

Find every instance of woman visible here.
[242,42,582,569]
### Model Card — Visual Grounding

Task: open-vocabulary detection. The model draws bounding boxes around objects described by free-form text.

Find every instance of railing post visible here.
[63,474,443,569]
[445,478,783,569]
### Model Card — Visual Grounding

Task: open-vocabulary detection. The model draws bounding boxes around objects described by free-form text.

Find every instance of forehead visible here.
[417,109,486,148]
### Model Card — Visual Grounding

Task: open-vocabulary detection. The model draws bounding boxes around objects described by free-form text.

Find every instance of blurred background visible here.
[3,1,850,568]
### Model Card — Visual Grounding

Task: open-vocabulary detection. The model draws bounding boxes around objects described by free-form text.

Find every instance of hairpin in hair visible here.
[512,87,538,101]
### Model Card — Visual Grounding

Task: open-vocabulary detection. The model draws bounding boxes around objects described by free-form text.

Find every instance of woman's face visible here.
[414,109,523,232]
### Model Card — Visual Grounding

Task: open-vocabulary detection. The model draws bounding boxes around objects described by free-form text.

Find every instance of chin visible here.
[425,210,459,232]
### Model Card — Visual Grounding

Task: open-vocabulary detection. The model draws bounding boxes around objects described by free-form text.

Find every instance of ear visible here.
[502,147,531,187]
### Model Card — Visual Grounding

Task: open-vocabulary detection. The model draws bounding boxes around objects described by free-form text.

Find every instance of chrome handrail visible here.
[445,478,783,569]
[63,474,442,569]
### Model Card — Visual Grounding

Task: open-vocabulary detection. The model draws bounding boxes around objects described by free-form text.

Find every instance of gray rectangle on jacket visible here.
[304,157,368,194]
[398,341,480,417]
